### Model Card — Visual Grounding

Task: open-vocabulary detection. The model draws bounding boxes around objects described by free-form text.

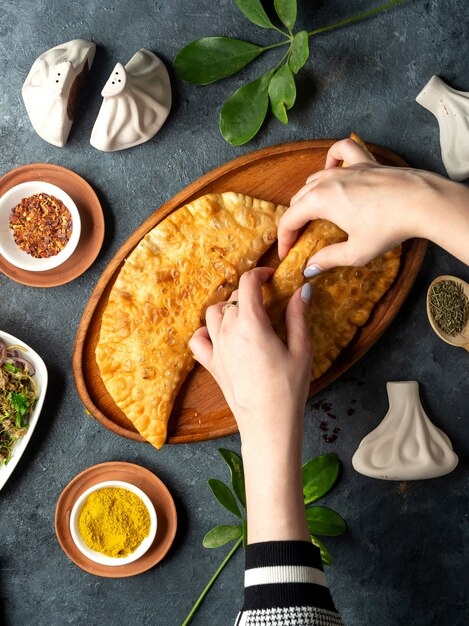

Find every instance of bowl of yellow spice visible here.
[70,480,157,566]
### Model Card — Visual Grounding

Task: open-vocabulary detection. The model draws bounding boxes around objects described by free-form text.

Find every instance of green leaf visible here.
[174,37,263,85]
[268,64,296,124]
[5,363,19,373]
[306,506,346,537]
[208,479,242,518]
[274,0,297,31]
[220,69,273,145]
[302,454,340,504]
[289,30,309,74]
[311,535,333,566]
[218,449,246,508]
[235,0,276,30]
[203,525,243,548]
[8,392,29,428]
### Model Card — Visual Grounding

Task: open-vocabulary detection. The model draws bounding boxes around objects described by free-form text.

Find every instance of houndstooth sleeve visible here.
[234,541,343,626]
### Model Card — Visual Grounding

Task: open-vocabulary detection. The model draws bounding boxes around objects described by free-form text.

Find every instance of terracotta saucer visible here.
[0,163,104,287]
[55,461,177,578]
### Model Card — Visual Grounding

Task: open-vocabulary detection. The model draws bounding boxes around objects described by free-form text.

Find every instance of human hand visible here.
[189,267,312,454]
[277,138,457,272]
[189,267,313,542]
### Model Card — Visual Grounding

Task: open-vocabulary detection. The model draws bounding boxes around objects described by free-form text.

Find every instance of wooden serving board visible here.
[73,140,427,445]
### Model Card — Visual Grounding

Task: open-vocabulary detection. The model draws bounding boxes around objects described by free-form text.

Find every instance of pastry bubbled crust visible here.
[96,192,286,449]
[263,219,401,381]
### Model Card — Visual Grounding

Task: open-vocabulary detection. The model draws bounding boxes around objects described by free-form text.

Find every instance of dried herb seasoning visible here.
[429,279,469,336]
[9,192,72,259]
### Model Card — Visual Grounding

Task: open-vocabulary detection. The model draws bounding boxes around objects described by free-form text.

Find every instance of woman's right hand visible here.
[277,138,469,271]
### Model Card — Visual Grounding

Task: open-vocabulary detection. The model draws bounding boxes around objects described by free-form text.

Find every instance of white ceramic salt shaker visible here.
[416,75,469,181]
[22,39,96,147]
[90,49,171,152]
[352,381,458,480]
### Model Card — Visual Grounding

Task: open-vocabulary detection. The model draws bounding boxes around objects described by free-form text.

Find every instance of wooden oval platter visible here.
[73,139,427,445]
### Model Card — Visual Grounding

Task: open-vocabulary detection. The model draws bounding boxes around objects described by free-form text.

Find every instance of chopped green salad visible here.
[0,338,37,464]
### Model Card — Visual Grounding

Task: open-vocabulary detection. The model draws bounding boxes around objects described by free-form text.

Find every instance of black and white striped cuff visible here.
[242,541,339,614]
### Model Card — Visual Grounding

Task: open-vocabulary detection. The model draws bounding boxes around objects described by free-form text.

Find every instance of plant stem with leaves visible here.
[181,449,345,625]
[174,0,407,145]
[181,536,242,626]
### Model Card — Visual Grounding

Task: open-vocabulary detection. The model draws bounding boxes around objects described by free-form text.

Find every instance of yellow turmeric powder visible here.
[78,487,151,558]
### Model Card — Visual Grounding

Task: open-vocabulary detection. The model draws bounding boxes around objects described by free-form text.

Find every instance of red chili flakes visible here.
[9,193,72,258]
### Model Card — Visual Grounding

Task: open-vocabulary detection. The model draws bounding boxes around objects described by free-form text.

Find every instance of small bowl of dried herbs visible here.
[427,275,469,351]
[0,181,81,271]
[69,480,158,566]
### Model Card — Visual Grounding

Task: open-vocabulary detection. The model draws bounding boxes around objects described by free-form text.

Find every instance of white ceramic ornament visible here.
[352,381,458,481]
[22,39,96,147]
[416,75,469,181]
[90,49,171,152]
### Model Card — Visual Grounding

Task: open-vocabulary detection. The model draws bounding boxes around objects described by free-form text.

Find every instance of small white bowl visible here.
[0,181,81,271]
[70,480,157,566]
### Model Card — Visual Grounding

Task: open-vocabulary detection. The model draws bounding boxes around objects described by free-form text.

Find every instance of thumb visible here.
[188,326,213,370]
[304,241,367,274]
[285,286,312,362]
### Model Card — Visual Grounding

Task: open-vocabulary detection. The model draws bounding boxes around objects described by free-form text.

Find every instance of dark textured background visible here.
[1,1,468,625]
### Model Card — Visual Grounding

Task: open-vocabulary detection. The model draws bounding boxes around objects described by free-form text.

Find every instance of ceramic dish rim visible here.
[0,330,48,491]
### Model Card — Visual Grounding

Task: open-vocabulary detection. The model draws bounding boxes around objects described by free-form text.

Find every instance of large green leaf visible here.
[203,525,243,548]
[218,449,246,508]
[274,0,297,31]
[306,507,346,537]
[289,30,309,74]
[311,535,333,566]
[302,454,340,504]
[174,37,263,85]
[220,70,273,145]
[208,479,242,518]
[242,519,248,549]
[268,64,296,124]
[235,0,276,29]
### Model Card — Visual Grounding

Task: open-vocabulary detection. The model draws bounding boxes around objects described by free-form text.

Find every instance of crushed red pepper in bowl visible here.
[9,193,73,259]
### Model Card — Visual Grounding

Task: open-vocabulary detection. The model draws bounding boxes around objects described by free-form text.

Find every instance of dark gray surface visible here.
[1,1,468,625]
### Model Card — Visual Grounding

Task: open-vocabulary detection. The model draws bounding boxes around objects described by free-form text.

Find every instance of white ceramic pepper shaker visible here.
[22,39,96,147]
[352,381,458,480]
[90,49,171,152]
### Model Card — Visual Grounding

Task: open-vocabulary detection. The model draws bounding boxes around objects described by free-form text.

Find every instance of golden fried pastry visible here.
[264,134,400,380]
[264,222,401,380]
[96,193,286,449]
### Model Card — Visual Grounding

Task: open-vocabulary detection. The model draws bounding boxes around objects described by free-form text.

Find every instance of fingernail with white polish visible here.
[304,264,322,278]
[301,283,313,303]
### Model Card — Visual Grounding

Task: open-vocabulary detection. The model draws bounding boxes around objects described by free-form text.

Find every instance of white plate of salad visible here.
[0,330,48,491]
